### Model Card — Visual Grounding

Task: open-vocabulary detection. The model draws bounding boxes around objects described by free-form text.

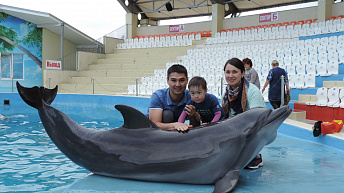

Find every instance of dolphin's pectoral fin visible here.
[213,170,240,193]
[115,105,159,129]
[16,82,58,109]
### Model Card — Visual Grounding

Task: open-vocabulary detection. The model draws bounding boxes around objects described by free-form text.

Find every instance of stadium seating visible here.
[306,87,328,106]
[126,15,344,98]
[327,87,340,107]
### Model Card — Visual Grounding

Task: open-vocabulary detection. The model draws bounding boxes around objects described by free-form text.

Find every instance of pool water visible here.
[1,112,344,193]
[0,112,122,193]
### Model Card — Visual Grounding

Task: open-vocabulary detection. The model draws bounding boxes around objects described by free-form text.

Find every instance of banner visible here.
[46,60,62,70]
[169,25,185,33]
[259,12,278,23]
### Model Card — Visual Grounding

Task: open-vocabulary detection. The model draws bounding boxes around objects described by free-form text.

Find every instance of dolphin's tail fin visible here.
[16,81,58,109]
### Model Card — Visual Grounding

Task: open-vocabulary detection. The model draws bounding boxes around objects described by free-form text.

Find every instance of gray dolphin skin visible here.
[16,82,292,193]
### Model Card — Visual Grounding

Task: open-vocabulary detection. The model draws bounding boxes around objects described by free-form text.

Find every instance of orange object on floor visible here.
[333,120,343,132]
[321,122,336,135]
[320,120,343,135]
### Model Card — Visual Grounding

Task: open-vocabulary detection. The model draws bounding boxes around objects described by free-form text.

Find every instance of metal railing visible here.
[62,51,78,71]
[97,25,126,43]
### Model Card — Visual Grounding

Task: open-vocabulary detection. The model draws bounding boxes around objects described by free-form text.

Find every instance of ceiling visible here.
[117,0,318,21]
[0,4,102,46]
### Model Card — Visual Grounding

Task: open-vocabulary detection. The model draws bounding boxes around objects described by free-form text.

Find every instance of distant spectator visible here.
[262,60,290,109]
[243,58,260,89]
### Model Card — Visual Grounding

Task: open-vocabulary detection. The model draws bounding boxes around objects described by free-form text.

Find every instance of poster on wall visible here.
[169,25,185,33]
[0,12,42,91]
[259,12,278,23]
[46,60,62,70]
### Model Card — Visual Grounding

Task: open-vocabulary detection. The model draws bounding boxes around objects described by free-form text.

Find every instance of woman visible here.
[222,58,266,169]
[222,58,265,118]
[243,58,260,89]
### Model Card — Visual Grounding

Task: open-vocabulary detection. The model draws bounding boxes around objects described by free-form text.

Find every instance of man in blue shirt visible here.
[262,60,290,109]
[147,64,195,131]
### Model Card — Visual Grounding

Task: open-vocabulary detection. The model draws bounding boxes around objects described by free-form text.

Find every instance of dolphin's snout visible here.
[267,106,292,123]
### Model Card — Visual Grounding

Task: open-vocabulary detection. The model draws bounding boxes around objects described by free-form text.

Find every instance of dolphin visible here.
[16,82,292,193]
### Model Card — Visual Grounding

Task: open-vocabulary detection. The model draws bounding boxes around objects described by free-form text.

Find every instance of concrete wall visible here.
[333,2,344,16]
[135,2,344,36]
[42,28,78,88]
[104,37,124,54]
[77,51,105,71]
[42,51,106,88]
[223,6,318,30]
[42,28,78,66]
[136,20,212,36]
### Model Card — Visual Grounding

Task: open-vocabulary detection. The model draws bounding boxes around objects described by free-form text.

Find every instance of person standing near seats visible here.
[178,76,225,125]
[243,58,260,89]
[222,58,266,169]
[261,60,290,109]
[147,64,196,132]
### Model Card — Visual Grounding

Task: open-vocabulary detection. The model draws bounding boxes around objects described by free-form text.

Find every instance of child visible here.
[178,76,225,124]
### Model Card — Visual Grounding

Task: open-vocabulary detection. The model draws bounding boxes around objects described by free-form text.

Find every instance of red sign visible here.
[169,25,185,33]
[46,60,62,70]
[259,12,278,23]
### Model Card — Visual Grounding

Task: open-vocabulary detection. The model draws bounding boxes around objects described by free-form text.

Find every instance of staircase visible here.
[57,39,206,95]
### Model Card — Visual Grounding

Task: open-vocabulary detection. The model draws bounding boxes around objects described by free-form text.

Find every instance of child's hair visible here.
[167,64,188,79]
[188,76,207,90]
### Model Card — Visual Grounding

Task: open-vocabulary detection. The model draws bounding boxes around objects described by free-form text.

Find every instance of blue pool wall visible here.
[0,92,342,151]
[0,93,150,122]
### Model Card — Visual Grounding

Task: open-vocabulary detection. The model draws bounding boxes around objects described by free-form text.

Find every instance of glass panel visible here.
[1,54,11,79]
[13,54,23,80]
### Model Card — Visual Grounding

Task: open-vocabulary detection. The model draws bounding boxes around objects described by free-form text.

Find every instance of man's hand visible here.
[173,122,192,132]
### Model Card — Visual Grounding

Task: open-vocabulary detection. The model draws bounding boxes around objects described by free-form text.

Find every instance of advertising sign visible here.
[169,25,185,33]
[259,12,278,23]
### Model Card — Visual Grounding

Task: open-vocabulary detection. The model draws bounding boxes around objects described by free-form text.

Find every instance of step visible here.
[95,57,176,65]
[323,81,344,88]
[288,110,306,121]
[88,63,167,71]
[77,70,154,77]
[105,54,178,62]
[108,47,190,58]
[58,83,129,94]
[298,94,318,103]
[112,43,198,55]
[67,76,139,85]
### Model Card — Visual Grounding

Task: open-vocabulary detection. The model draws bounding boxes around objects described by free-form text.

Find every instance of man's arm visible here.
[286,82,290,93]
[261,80,269,93]
[149,109,192,131]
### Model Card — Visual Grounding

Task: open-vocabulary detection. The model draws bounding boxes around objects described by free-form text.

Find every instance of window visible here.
[1,53,24,80]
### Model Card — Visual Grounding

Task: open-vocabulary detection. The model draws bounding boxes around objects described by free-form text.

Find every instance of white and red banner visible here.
[169,25,185,33]
[259,12,278,23]
[46,60,62,70]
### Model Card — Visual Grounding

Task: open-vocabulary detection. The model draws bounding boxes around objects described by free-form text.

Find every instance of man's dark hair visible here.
[167,64,188,79]
[224,58,245,73]
[188,76,207,90]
